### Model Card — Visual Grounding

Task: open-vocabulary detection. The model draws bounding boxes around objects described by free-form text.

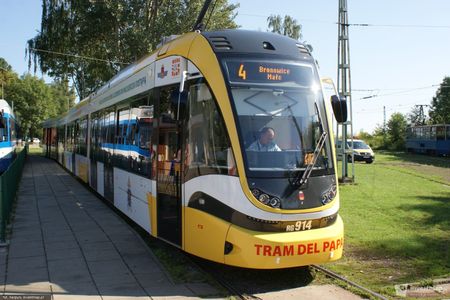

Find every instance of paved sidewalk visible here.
[0,155,218,300]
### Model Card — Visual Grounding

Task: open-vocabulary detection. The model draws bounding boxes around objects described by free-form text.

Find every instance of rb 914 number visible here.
[286,220,312,232]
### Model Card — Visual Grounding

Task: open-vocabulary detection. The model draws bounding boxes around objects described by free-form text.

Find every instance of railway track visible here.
[189,255,389,300]
[311,264,389,300]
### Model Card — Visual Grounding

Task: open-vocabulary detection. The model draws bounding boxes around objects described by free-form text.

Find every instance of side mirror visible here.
[331,95,348,123]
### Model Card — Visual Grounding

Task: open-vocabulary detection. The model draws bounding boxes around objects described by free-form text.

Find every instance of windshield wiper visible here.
[294,130,328,188]
[293,101,328,188]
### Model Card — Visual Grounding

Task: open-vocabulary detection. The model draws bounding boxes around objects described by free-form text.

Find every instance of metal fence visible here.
[0,146,28,244]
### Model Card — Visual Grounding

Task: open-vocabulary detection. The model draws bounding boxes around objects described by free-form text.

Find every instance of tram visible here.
[406,124,450,156]
[0,99,18,173]
[43,29,347,269]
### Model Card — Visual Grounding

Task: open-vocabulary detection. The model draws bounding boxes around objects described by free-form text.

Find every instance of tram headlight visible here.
[252,188,281,209]
[251,188,261,198]
[269,197,281,208]
[321,184,337,205]
[258,193,270,205]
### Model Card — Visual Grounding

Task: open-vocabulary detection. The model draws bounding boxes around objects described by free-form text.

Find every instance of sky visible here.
[1,0,450,133]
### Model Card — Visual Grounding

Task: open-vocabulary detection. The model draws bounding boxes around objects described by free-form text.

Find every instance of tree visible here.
[27,0,239,99]
[386,113,407,150]
[6,74,55,138]
[361,125,386,150]
[267,14,302,40]
[49,79,76,115]
[429,77,450,124]
[2,58,74,138]
[0,57,18,99]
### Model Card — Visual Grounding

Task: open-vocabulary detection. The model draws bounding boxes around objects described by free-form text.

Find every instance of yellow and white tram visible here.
[43,30,346,269]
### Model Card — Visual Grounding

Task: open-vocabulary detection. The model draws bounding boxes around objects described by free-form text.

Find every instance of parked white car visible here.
[336,139,375,164]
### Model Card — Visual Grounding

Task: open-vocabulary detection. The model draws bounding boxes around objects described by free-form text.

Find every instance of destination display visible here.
[226,61,313,86]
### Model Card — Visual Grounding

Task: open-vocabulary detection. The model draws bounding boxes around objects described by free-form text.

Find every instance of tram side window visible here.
[94,110,106,163]
[0,113,6,142]
[76,117,88,156]
[74,120,80,153]
[106,109,116,145]
[90,112,100,161]
[66,123,75,152]
[185,83,235,177]
[436,126,445,140]
[58,126,65,150]
[115,106,131,169]
[9,119,15,142]
[0,117,6,142]
[129,96,153,177]
[100,107,116,161]
[65,125,70,151]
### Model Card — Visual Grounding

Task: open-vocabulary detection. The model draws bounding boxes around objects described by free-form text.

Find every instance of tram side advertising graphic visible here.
[43,30,347,269]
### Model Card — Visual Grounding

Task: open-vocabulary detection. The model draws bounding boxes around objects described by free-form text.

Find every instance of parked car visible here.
[336,139,375,164]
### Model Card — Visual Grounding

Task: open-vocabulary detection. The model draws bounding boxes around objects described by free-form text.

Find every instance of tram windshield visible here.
[224,59,333,176]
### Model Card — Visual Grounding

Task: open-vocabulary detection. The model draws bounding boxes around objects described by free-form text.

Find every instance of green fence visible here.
[0,146,28,244]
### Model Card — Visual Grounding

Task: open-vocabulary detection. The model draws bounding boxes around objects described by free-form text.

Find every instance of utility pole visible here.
[415,104,429,125]
[337,0,354,183]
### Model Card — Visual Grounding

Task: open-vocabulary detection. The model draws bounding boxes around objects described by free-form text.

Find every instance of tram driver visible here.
[247,127,282,152]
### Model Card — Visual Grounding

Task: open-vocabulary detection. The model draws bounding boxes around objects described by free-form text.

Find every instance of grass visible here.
[26,145,44,155]
[328,151,450,297]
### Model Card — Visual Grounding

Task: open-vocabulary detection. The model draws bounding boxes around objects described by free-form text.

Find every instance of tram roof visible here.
[202,29,312,61]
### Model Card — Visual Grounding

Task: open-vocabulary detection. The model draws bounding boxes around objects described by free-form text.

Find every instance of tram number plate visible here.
[286,220,312,232]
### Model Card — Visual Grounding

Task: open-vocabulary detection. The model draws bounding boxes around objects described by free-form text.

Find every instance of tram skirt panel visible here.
[184,207,231,264]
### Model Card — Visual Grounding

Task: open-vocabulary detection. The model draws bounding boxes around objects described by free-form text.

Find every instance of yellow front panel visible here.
[225,215,344,269]
[184,207,231,264]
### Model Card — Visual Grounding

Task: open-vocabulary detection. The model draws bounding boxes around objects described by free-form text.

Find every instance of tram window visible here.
[74,120,80,154]
[101,107,116,162]
[77,117,88,156]
[230,87,331,172]
[128,95,152,177]
[90,112,99,161]
[0,128,5,142]
[185,83,235,178]
[94,110,105,163]
[9,119,15,142]
[105,107,116,145]
[114,107,131,169]
[436,126,445,140]
[58,126,65,153]
[66,123,75,152]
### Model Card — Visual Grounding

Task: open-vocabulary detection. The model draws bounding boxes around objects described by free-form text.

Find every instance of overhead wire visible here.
[238,13,450,29]
[354,85,449,101]
[28,48,129,65]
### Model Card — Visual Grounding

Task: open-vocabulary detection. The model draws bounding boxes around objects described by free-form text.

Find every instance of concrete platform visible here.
[0,155,218,299]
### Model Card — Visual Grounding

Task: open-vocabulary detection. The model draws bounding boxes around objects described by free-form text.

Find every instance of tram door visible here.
[156,86,182,246]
